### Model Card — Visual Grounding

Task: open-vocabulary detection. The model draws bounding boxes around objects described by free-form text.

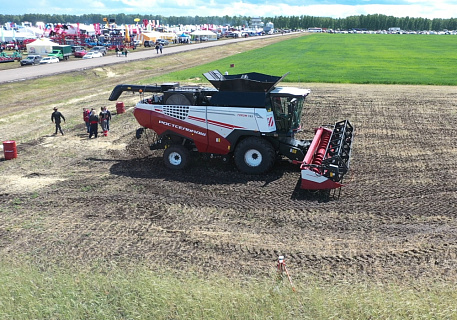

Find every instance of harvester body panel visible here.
[134,101,276,154]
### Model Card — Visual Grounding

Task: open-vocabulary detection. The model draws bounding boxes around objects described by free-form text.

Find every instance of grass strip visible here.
[1,259,456,320]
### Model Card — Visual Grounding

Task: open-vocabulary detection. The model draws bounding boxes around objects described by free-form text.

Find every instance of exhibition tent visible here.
[178,33,191,43]
[190,30,217,41]
[26,38,57,54]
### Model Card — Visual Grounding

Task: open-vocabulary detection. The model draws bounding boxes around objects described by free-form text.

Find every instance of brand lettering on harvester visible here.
[158,120,206,136]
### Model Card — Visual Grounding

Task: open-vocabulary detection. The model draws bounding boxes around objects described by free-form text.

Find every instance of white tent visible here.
[1,29,37,42]
[26,38,57,54]
[190,30,217,41]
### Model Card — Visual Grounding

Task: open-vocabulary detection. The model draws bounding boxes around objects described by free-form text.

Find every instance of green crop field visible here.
[151,33,457,85]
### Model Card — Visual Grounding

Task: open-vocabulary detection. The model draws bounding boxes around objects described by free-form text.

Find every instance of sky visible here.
[2,0,457,20]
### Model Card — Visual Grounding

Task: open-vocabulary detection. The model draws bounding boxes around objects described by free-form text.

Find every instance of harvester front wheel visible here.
[234,137,275,174]
[163,145,190,170]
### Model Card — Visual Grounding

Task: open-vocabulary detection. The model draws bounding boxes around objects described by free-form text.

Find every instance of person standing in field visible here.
[104,106,112,131]
[51,107,65,135]
[99,107,109,135]
[159,43,163,54]
[88,109,99,139]
[83,108,91,133]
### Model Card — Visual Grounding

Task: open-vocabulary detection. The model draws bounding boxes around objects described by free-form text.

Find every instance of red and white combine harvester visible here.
[109,70,354,191]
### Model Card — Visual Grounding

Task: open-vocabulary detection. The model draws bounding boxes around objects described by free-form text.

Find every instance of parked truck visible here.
[109,70,354,191]
[48,45,72,60]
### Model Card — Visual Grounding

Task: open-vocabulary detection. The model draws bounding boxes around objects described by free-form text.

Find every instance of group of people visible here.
[155,42,163,54]
[83,107,112,138]
[51,106,113,138]
[115,47,129,57]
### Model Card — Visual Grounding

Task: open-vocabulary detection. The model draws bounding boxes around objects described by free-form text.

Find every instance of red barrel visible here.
[3,140,17,160]
[116,101,125,114]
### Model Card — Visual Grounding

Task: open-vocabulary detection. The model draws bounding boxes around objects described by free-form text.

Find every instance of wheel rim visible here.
[168,151,182,166]
[244,149,262,167]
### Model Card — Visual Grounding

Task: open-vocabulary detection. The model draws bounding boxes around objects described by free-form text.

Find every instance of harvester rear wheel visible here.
[234,137,275,174]
[163,145,190,170]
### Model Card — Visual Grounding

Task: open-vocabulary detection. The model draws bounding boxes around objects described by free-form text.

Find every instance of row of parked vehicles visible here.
[72,45,107,58]
[20,45,107,66]
[143,39,170,47]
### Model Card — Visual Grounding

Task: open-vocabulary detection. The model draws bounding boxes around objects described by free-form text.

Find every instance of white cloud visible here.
[90,1,107,9]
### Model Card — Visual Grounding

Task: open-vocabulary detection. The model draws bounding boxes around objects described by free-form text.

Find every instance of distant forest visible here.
[1,13,457,31]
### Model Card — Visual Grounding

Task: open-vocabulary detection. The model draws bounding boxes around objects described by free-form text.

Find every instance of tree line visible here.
[1,13,457,31]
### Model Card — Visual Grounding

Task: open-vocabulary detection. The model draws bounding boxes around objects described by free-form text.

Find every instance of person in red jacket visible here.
[83,108,91,133]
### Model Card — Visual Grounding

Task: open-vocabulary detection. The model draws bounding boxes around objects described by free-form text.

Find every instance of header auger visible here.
[109,70,354,192]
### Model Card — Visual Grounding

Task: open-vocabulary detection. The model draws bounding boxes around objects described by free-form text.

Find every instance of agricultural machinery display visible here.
[0,51,22,63]
[109,70,353,190]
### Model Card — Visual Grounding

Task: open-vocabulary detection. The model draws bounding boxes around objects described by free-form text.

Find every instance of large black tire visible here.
[234,137,276,174]
[163,145,190,170]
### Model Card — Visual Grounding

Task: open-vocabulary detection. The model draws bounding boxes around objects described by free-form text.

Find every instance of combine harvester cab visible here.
[109,70,354,192]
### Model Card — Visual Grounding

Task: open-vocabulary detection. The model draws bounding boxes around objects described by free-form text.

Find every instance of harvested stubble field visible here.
[0,42,457,286]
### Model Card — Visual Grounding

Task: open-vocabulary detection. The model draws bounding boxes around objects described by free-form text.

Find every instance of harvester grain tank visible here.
[109,70,353,190]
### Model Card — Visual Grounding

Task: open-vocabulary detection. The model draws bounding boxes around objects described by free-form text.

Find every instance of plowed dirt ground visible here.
[1,60,457,283]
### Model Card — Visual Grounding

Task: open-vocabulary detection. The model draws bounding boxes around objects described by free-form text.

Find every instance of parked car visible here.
[71,45,84,53]
[83,51,103,59]
[144,39,169,47]
[20,55,42,66]
[90,46,107,56]
[74,49,87,58]
[156,39,169,45]
[40,56,60,64]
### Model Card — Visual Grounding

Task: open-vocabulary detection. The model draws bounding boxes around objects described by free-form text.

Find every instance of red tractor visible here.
[109,70,353,190]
